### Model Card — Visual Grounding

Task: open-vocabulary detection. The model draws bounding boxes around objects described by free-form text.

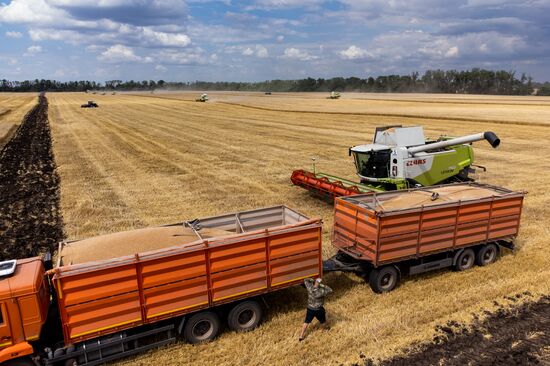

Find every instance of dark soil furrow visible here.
[366,294,550,366]
[0,94,64,260]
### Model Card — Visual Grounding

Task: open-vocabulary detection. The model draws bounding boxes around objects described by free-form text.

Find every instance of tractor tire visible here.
[454,248,475,271]
[227,300,263,332]
[476,244,499,266]
[368,265,400,293]
[183,311,220,344]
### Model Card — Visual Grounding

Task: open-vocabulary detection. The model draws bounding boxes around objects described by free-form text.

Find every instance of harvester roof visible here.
[350,143,391,152]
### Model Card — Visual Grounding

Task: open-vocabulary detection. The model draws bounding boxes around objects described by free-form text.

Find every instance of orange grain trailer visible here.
[325,183,525,293]
[0,206,322,366]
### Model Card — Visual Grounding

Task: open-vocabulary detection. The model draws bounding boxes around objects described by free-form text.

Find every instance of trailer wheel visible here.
[183,311,220,344]
[227,300,263,332]
[454,248,475,271]
[368,265,400,293]
[476,244,499,266]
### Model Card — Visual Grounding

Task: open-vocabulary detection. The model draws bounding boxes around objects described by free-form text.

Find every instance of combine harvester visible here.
[195,93,209,102]
[291,126,500,199]
[80,101,98,108]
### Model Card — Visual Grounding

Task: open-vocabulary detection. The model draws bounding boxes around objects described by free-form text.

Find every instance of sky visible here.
[0,0,549,82]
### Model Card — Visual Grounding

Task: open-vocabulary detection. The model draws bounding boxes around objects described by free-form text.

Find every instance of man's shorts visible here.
[304,306,326,324]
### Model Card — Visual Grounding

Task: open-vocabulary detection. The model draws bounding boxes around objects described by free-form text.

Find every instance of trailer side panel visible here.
[332,183,525,266]
[52,207,322,344]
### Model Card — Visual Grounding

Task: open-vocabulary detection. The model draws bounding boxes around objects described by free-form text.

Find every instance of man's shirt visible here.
[305,278,333,310]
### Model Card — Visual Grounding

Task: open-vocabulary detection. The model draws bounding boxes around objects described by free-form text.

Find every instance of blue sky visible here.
[0,0,549,82]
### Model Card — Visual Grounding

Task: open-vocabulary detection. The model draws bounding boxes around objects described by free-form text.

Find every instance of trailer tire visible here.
[227,300,263,332]
[454,248,475,271]
[476,244,499,266]
[368,265,400,293]
[183,311,220,344]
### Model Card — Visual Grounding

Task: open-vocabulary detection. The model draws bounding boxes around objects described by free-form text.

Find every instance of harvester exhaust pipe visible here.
[408,131,500,155]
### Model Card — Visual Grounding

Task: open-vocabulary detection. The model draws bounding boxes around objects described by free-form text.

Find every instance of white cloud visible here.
[5,31,23,38]
[24,45,42,56]
[241,45,269,58]
[445,46,459,58]
[242,47,254,56]
[276,35,284,43]
[339,45,371,60]
[155,48,207,65]
[98,44,142,62]
[155,64,167,71]
[281,47,316,61]
[0,0,66,24]
[256,45,269,58]
[248,0,324,10]
[141,28,190,47]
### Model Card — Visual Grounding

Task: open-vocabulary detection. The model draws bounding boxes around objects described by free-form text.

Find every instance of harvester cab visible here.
[291,125,500,199]
[328,91,341,99]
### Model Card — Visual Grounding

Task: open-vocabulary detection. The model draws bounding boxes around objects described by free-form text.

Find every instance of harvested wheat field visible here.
[0,93,37,148]
[47,92,550,365]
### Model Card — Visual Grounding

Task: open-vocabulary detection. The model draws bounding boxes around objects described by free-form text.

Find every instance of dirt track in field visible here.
[0,94,64,260]
[364,293,550,366]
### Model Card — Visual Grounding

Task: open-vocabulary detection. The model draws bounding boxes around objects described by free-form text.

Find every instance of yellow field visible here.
[47,92,550,365]
[0,93,37,148]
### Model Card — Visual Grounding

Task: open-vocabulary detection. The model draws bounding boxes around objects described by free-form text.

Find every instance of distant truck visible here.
[0,206,322,366]
[325,183,525,293]
[80,101,98,108]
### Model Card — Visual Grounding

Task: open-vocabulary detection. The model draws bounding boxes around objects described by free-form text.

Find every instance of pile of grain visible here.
[377,186,502,211]
[59,225,231,265]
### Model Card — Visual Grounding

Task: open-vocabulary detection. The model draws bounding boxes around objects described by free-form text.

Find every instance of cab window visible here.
[0,304,4,324]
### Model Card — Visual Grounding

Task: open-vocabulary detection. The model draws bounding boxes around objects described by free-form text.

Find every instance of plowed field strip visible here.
[375,295,550,366]
[0,95,64,260]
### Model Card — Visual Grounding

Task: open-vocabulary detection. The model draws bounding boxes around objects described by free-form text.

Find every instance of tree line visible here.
[0,69,538,95]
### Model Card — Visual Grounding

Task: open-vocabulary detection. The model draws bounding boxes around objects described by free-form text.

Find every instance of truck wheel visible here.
[454,249,475,271]
[227,300,263,332]
[476,244,498,266]
[368,265,400,293]
[183,311,220,344]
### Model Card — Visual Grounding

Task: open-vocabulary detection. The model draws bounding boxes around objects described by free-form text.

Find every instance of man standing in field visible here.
[299,277,333,341]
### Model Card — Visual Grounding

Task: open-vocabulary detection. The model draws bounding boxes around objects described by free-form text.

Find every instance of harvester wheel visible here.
[476,244,499,266]
[183,311,220,344]
[368,265,400,293]
[454,248,475,271]
[227,300,263,332]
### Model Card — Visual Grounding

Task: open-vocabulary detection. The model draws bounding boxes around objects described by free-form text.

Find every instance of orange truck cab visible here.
[0,258,50,364]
